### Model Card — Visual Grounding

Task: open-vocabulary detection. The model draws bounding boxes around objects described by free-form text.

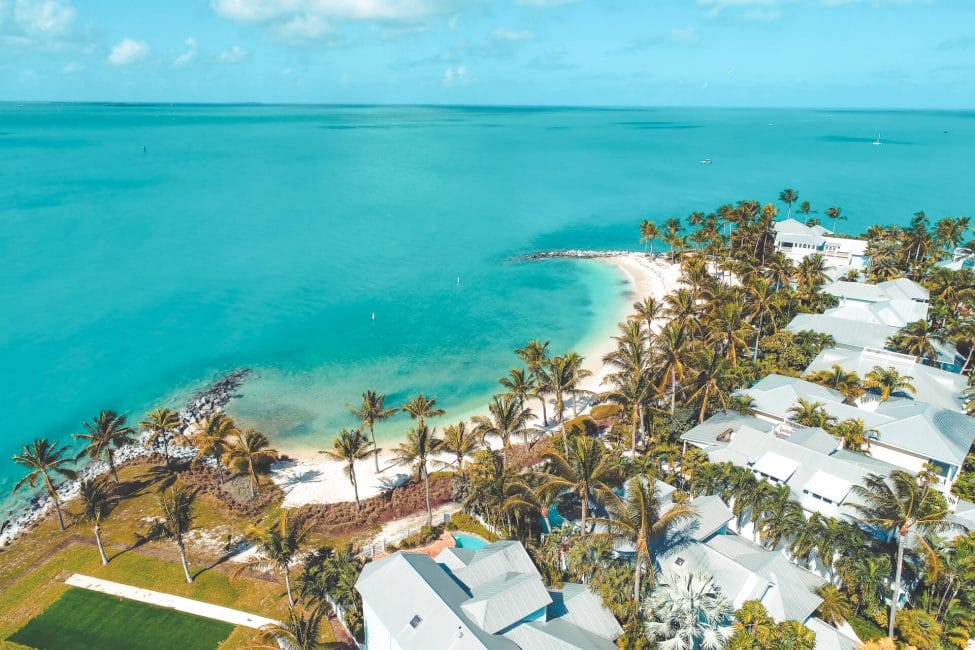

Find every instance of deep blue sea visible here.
[2,104,973,509]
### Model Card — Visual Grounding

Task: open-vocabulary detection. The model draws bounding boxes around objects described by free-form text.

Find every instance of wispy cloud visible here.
[107,38,149,65]
[173,36,197,66]
[217,44,248,63]
[515,0,580,5]
[2,0,79,49]
[491,28,535,42]
[443,64,468,85]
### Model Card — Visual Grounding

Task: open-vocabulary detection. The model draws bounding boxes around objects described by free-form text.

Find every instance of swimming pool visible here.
[452,534,488,550]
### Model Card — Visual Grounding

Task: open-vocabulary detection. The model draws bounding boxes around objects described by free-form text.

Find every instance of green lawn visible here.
[7,588,235,650]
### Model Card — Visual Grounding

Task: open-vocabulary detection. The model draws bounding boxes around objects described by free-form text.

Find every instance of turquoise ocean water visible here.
[2,105,973,510]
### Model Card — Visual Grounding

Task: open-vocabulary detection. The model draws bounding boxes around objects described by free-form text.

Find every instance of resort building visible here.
[356,540,623,650]
[773,218,868,269]
[735,375,975,496]
[680,412,899,522]
[804,347,968,412]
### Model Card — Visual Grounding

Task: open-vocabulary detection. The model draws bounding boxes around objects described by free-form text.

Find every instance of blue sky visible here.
[1,0,973,106]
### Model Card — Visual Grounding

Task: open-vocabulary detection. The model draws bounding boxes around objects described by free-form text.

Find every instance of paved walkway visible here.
[65,573,277,629]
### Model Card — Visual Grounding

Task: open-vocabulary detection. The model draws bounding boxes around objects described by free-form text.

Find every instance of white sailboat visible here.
[872,132,882,146]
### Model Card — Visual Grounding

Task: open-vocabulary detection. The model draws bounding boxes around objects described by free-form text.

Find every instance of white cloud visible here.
[61,60,80,73]
[515,0,580,6]
[669,26,699,43]
[491,27,534,42]
[14,0,76,37]
[173,36,197,66]
[210,0,456,43]
[443,64,467,85]
[107,38,149,65]
[217,44,248,62]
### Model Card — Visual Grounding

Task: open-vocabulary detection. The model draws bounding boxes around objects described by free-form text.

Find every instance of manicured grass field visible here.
[7,588,235,650]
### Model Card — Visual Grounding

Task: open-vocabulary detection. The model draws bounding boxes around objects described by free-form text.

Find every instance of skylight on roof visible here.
[410,615,422,628]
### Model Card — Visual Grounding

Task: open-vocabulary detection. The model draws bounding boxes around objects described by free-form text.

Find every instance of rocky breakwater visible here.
[0,369,251,548]
[519,249,646,261]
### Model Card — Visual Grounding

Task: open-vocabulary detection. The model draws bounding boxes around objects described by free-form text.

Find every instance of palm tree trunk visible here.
[45,473,65,531]
[423,466,433,528]
[284,566,295,609]
[571,390,579,418]
[177,540,193,583]
[889,531,907,639]
[630,405,639,456]
[94,524,108,565]
[249,464,259,499]
[580,488,589,536]
[633,552,643,602]
[370,423,380,473]
[539,391,548,427]
[753,311,765,362]
[962,344,975,374]
[351,465,360,510]
[108,450,119,483]
[671,368,677,416]
[163,437,171,470]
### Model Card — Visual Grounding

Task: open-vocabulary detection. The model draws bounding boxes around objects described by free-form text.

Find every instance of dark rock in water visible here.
[518,249,645,262]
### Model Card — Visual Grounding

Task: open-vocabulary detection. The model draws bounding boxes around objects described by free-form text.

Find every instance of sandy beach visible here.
[270,253,682,508]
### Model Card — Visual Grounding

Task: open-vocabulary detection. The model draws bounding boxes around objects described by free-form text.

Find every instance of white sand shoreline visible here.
[270,253,682,508]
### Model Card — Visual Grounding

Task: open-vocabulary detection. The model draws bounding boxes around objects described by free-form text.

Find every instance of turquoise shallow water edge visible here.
[1,105,973,511]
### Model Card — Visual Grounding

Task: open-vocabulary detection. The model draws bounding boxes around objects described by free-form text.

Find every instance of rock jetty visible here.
[0,369,250,549]
[519,249,647,261]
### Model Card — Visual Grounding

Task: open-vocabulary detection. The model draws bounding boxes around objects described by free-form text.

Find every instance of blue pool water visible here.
[453,533,489,550]
[2,104,974,510]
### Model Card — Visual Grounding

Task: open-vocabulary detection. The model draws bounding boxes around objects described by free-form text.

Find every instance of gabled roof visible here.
[462,572,552,634]
[453,541,540,589]
[825,299,927,328]
[786,313,900,351]
[738,374,889,428]
[805,347,967,412]
[823,278,928,303]
[873,400,975,466]
[502,618,618,650]
[547,584,624,642]
[706,535,825,623]
[805,617,859,650]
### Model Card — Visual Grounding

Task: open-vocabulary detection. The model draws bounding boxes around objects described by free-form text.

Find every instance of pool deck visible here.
[64,574,277,629]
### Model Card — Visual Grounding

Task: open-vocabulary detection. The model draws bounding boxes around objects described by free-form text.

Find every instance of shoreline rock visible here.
[517,249,651,262]
[0,369,251,549]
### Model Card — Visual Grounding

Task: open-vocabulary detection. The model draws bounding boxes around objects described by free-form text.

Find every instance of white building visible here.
[773,218,868,269]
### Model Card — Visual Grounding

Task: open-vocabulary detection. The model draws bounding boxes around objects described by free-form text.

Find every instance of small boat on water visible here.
[700,158,712,165]
[873,132,882,146]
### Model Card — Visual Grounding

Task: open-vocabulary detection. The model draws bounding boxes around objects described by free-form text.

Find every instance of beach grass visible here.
[7,588,234,650]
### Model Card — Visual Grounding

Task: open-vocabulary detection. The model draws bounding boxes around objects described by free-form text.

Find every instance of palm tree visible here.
[655,322,693,415]
[864,366,917,401]
[796,201,815,223]
[516,339,551,425]
[471,394,534,467]
[538,435,621,535]
[565,351,593,417]
[141,407,181,469]
[349,390,398,473]
[225,429,279,499]
[238,511,312,609]
[834,418,878,452]
[787,398,837,429]
[640,219,661,255]
[600,365,651,455]
[401,393,445,430]
[154,486,197,583]
[645,570,734,650]
[825,206,845,234]
[887,320,945,364]
[74,410,135,483]
[687,347,733,423]
[816,584,852,627]
[439,421,481,474]
[257,606,330,650]
[320,428,373,509]
[851,470,953,638]
[632,296,663,333]
[545,354,579,449]
[392,425,443,528]
[779,188,798,219]
[795,254,829,291]
[499,368,535,409]
[743,279,783,360]
[76,477,118,565]
[597,476,695,601]
[192,413,237,477]
[12,438,77,531]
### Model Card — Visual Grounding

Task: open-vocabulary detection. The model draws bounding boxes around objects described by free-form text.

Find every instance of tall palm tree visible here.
[257,605,331,650]
[687,347,733,423]
[545,354,579,449]
[392,425,443,528]
[796,200,815,223]
[471,394,534,468]
[74,410,135,484]
[237,511,312,609]
[565,351,593,417]
[141,407,181,469]
[538,435,622,535]
[600,365,651,455]
[851,470,953,638]
[655,322,693,415]
[887,320,945,365]
[348,390,398,473]
[744,279,783,361]
[12,438,77,531]
[864,366,917,401]
[834,418,878,452]
[192,413,237,477]
[597,476,695,601]
[640,219,661,255]
[154,486,197,584]
[439,421,481,474]
[778,188,798,219]
[401,393,445,430]
[76,477,118,565]
[816,584,852,627]
[225,429,279,499]
[825,206,846,234]
[499,368,536,409]
[320,428,373,509]
[645,570,734,650]
[787,398,837,429]
[516,339,551,425]
[632,296,663,333]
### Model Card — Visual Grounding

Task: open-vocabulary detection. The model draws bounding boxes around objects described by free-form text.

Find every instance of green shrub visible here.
[398,524,443,549]
[590,404,621,420]
[450,513,500,542]
[564,415,597,437]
